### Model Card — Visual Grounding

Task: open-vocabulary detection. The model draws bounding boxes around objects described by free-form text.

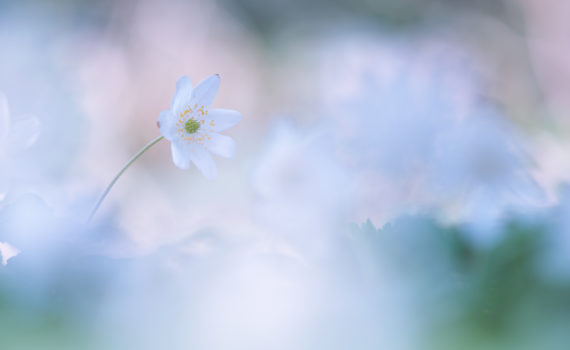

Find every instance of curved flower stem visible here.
[87,135,164,224]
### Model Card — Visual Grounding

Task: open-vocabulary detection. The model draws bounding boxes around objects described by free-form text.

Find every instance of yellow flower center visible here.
[176,105,214,144]
[184,118,200,134]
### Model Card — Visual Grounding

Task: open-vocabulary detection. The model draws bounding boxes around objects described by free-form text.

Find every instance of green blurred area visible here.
[0,257,110,350]
[351,216,570,349]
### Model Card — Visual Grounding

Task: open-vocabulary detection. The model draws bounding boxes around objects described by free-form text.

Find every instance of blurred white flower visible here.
[158,75,242,180]
[429,109,544,230]
[0,92,41,197]
[308,36,483,223]
[312,36,544,236]
[346,72,541,238]
[0,241,20,266]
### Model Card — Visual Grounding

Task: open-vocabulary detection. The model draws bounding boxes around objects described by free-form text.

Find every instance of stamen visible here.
[184,118,200,134]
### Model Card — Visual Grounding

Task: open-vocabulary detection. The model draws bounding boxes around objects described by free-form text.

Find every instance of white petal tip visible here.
[178,75,191,83]
[175,162,191,170]
[0,242,21,267]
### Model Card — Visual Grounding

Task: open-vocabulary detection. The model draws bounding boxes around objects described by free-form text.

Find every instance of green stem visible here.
[87,135,164,223]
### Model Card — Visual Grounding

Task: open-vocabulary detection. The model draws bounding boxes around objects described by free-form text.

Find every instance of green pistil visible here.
[184,118,200,134]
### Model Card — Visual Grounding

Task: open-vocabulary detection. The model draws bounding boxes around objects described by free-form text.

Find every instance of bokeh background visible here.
[1,0,570,349]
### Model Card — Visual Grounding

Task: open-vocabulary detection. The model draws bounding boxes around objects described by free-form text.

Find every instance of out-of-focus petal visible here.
[171,140,191,169]
[171,76,193,116]
[204,109,242,133]
[190,145,218,180]
[158,110,177,141]
[206,133,235,158]
[191,74,220,109]
[6,114,40,151]
[0,241,20,266]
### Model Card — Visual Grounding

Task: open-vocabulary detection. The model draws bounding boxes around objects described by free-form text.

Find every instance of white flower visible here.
[0,241,20,266]
[158,74,242,180]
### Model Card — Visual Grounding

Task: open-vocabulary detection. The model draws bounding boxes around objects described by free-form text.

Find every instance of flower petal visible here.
[7,114,40,152]
[158,110,177,141]
[204,109,242,133]
[0,241,20,266]
[191,74,220,108]
[171,76,193,116]
[171,140,191,169]
[206,133,235,158]
[190,145,218,180]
